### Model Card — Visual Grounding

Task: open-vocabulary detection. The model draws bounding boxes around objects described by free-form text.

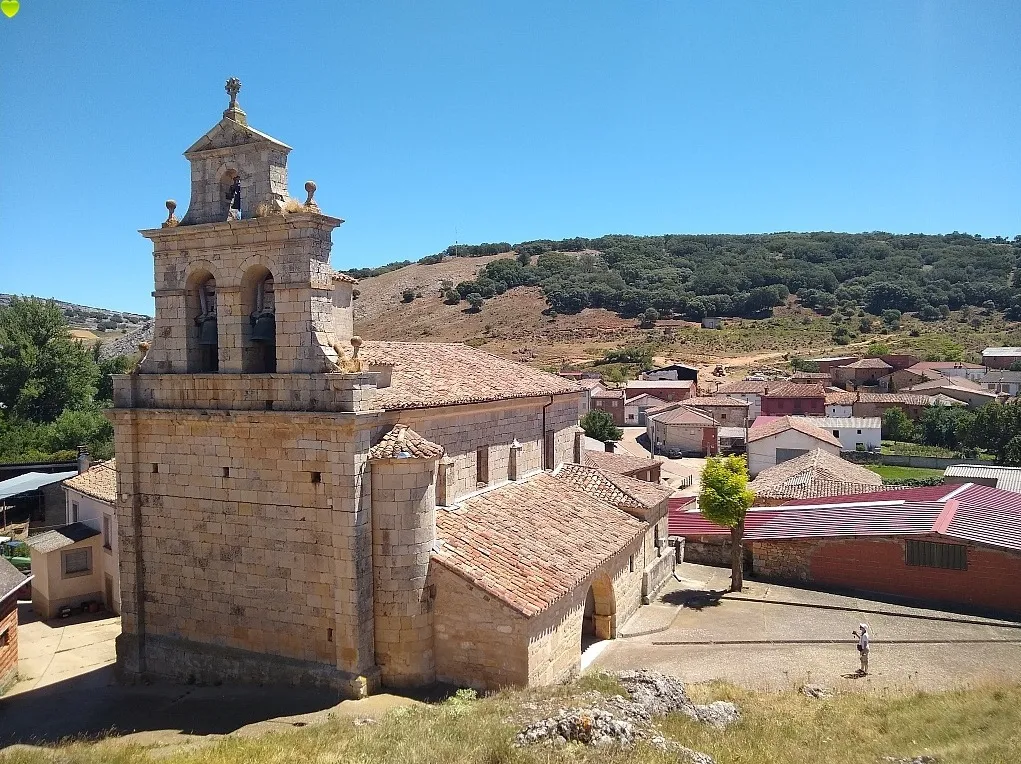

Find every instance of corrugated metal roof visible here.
[0,470,78,501]
[944,464,1021,493]
[983,347,1021,357]
[668,506,782,537]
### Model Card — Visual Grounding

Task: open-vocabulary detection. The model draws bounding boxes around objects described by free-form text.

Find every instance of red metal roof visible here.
[670,483,1021,553]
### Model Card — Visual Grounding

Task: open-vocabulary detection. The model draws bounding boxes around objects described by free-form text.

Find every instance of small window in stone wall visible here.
[905,540,967,570]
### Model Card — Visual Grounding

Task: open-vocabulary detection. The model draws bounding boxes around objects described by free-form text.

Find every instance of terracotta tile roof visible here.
[368,425,444,460]
[25,522,101,553]
[747,449,884,500]
[555,463,671,513]
[62,460,117,505]
[842,358,892,370]
[647,406,717,426]
[762,383,827,399]
[790,372,831,381]
[903,377,994,396]
[825,391,856,405]
[680,396,751,408]
[582,449,660,476]
[332,271,359,284]
[856,392,949,406]
[591,387,626,400]
[746,416,842,447]
[360,341,580,410]
[717,381,770,395]
[578,379,605,390]
[434,473,645,617]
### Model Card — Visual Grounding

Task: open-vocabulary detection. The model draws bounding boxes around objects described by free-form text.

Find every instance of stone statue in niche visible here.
[226,176,242,221]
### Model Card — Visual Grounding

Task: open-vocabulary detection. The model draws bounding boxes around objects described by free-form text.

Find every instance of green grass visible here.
[866,465,947,481]
[2,679,1019,764]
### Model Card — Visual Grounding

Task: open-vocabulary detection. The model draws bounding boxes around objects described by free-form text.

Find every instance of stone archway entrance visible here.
[581,572,616,650]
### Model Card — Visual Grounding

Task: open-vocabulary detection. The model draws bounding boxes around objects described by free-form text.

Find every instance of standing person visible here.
[852,623,870,675]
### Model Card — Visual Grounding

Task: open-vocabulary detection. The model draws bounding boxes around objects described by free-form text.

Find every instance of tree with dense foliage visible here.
[882,407,915,444]
[918,405,974,452]
[401,289,415,303]
[443,289,460,305]
[968,402,1021,464]
[699,456,755,592]
[580,410,623,444]
[0,297,98,422]
[866,342,890,357]
[639,308,659,329]
[466,293,484,312]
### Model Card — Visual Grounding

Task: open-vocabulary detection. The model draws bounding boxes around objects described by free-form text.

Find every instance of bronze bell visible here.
[198,317,218,346]
[251,313,276,343]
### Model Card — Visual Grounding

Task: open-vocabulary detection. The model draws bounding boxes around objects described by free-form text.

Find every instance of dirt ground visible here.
[593,563,1021,692]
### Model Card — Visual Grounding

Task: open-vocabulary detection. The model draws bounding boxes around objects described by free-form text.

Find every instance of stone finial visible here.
[303,180,319,210]
[162,200,179,228]
[332,335,365,373]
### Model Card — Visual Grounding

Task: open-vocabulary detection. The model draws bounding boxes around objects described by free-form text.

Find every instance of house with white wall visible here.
[746,417,842,476]
[786,416,881,452]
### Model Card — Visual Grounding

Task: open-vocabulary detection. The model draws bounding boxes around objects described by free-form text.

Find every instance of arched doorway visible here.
[581,572,616,650]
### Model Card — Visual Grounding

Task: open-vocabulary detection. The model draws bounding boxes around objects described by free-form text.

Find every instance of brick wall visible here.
[752,535,1021,615]
[0,595,18,693]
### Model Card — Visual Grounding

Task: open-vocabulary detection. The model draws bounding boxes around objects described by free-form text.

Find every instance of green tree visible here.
[0,297,98,422]
[832,326,852,345]
[639,307,659,329]
[969,402,1021,463]
[92,343,133,403]
[401,289,415,303]
[516,250,531,266]
[466,293,484,312]
[580,410,623,444]
[699,456,755,592]
[866,341,890,357]
[882,407,915,443]
[443,289,460,305]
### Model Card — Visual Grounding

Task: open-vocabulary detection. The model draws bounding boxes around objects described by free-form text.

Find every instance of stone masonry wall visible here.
[396,395,582,505]
[371,458,438,687]
[110,406,382,692]
[431,562,529,689]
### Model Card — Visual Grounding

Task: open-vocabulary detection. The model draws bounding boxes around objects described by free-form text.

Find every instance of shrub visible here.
[401,289,415,303]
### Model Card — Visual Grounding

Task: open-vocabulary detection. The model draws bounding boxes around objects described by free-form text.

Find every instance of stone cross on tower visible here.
[223,77,246,123]
[225,77,241,108]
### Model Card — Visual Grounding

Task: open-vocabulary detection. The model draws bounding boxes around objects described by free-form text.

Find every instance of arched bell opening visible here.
[186,270,218,373]
[220,168,242,221]
[241,265,277,373]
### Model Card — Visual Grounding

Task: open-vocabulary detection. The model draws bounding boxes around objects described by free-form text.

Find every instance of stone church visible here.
[108,80,673,695]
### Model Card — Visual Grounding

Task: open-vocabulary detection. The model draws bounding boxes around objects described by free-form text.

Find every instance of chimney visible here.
[573,428,585,464]
[76,445,91,474]
[604,441,615,453]
[508,439,523,481]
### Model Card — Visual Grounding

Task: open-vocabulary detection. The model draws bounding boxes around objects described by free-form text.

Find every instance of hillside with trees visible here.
[344,232,1021,321]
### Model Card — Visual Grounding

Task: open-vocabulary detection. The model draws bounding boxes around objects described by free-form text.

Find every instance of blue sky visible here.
[1,1,1019,315]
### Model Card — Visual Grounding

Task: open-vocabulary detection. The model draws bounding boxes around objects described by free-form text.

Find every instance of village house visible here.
[716,380,769,421]
[832,357,892,388]
[824,390,855,417]
[590,385,626,425]
[755,415,880,453]
[978,371,1021,397]
[877,353,921,371]
[902,377,998,408]
[624,393,668,426]
[759,383,826,417]
[850,391,962,420]
[583,450,663,484]
[669,396,751,427]
[746,449,884,505]
[625,379,695,403]
[63,460,119,614]
[646,405,718,457]
[943,465,1021,493]
[745,416,842,476]
[106,82,674,695]
[982,347,1021,370]
[789,372,831,385]
[0,558,30,693]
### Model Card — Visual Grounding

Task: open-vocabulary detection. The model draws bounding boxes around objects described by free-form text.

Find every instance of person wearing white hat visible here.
[852,623,870,675]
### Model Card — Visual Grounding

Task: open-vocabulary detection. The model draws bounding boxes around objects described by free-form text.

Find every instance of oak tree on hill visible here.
[699,456,755,592]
